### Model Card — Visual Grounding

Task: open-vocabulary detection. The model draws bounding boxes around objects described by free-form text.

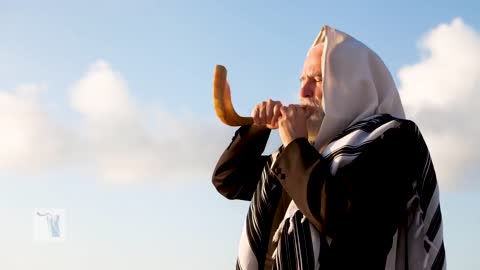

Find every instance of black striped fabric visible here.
[329,114,395,142]
[243,156,284,269]
[236,115,446,270]
[273,211,316,270]
[411,124,446,270]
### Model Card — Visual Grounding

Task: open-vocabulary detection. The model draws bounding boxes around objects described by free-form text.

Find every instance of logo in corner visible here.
[33,208,66,242]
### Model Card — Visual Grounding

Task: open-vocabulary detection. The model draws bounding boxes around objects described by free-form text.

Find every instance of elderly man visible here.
[212,25,446,270]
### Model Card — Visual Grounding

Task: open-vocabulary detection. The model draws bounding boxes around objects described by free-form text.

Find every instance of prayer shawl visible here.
[233,114,445,270]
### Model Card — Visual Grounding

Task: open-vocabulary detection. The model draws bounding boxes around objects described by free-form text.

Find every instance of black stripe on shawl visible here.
[420,167,437,219]
[324,140,374,163]
[276,220,296,270]
[432,242,445,270]
[426,205,442,244]
[274,211,315,270]
[409,124,438,218]
[293,212,315,269]
[329,114,395,142]
[245,157,283,268]
[324,114,398,165]
[407,121,445,268]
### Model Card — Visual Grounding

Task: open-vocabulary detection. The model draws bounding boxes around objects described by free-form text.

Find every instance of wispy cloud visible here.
[0,83,75,172]
[398,18,480,190]
[0,60,231,183]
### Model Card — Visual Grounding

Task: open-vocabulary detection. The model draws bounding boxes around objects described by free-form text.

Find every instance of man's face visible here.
[299,44,325,142]
[300,44,324,103]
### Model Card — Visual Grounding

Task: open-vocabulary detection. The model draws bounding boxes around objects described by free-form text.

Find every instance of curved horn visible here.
[213,65,254,126]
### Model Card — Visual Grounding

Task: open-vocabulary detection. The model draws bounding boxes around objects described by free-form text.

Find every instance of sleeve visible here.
[270,124,413,240]
[212,124,272,201]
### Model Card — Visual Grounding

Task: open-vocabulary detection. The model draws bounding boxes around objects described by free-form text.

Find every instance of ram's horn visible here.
[213,65,253,126]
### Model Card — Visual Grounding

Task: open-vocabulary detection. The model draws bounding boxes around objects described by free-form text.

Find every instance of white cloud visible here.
[0,84,74,172]
[69,60,231,183]
[70,60,138,123]
[398,18,480,190]
[0,60,232,183]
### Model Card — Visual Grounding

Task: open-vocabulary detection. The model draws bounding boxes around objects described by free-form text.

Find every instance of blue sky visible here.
[1,0,479,269]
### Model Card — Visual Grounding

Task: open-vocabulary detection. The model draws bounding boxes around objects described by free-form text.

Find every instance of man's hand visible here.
[278,105,313,147]
[251,99,283,129]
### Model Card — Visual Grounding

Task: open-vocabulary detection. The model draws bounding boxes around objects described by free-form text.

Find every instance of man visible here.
[212,25,445,270]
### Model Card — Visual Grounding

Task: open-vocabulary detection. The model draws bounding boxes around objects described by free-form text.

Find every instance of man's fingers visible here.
[252,100,312,128]
[271,103,282,125]
[279,106,288,119]
[259,101,267,125]
[266,99,273,124]
[302,105,315,118]
[292,104,313,118]
[287,104,297,111]
[268,102,282,129]
[251,105,260,125]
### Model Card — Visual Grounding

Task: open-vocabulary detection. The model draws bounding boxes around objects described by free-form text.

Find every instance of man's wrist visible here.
[282,136,307,148]
[248,124,270,135]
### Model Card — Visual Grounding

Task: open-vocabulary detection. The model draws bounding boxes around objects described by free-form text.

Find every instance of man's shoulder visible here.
[361,114,421,135]
[369,115,427,155]
[385,115,423,139]
[389,115,418,129]
[330,114,417,143]
[345,115,425,159]
[329,114,425,154]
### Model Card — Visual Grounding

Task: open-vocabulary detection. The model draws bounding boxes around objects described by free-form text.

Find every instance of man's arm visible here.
[271,122,413,238]
[212,124,272,201]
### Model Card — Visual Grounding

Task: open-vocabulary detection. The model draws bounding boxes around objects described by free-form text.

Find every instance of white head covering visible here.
[311,25,405,151]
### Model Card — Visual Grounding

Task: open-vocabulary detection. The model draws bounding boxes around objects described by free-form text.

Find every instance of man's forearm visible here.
[212,125,272,200]
[270,137,327,231]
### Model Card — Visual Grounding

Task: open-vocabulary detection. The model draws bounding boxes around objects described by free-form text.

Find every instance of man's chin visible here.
[306,115,323,142]
[307,123,321,142]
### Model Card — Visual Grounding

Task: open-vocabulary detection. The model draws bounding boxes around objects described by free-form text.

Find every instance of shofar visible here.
[213,65,254,126]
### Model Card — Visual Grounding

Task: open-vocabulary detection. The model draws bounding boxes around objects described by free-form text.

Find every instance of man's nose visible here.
[300,85,314,98]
